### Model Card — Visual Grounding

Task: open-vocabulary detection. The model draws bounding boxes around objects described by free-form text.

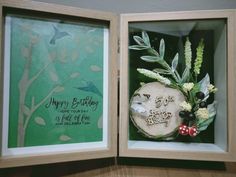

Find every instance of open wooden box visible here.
[0,0,236,168]
[119,10,236,162]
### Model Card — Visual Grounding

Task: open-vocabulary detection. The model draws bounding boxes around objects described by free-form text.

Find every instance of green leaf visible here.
[142,31,150,47]
[196,102,216,132]
[153,68,171,75]
[159,39,165,59]
[59,135,71,141]
[198,73,210,100]
[171,53,179,72]
[140,56,161,62]
[70,72,80,78]
[34,117,46,126]
[181,67,190,83]
[90,65,101,72]
[54,86,64,92]
[207,101,217,117]
[133,36,145,46]
[197,115,215,131]
[129,45,149,50]
[191,83,200,95]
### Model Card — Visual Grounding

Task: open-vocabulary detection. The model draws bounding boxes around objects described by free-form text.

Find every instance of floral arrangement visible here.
[129,31,217,138]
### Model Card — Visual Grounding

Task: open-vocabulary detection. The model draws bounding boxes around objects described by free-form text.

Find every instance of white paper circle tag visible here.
[130,82,185,139]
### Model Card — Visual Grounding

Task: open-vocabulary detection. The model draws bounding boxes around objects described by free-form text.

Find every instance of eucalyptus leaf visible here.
[181,67,190,83]
[197,115,215,131]
[207,101,217,117]
[171,53,179,72]
[129,45,149,50]
[159,39,165,59]
[133,36,145,46]
[142,31,150,47]
[153,68,171,75]
[199,73,210,100]
[140,56,161,62]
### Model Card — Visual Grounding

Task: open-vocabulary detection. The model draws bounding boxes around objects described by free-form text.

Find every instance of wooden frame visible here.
[0,0,118,168]
[119,10,236,161]
[1,0,236,169]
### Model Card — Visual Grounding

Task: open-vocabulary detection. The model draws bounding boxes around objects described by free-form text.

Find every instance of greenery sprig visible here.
[129,31,217,137]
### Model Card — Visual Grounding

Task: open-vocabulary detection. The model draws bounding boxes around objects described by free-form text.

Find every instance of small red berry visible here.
[189,126,198,137]
[178,125,189,135]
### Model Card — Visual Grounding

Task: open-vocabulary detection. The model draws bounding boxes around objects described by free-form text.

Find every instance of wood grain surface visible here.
[0,158,236,177]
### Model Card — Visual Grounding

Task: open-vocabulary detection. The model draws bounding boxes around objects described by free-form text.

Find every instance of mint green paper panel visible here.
[8,16,106,147]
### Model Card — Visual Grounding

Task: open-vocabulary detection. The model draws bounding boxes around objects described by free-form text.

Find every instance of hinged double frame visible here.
[0,0,236,168]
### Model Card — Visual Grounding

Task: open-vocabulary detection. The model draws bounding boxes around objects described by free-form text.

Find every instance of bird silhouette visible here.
[75,81,102,97]
[50,25,70,45]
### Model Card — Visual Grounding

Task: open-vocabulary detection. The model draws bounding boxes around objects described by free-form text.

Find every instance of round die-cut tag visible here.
[130,82,185,139]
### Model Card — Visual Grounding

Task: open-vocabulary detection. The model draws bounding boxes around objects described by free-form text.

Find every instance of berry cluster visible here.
[178,91,207,137]
[179,125,198,137]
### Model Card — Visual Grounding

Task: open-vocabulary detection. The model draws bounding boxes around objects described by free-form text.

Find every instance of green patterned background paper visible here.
[7,16,107,148]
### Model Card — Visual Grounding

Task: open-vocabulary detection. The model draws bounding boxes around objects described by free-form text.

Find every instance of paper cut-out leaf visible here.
[90,65,102,72]
[181,67,190,83]
[171,53,179,72]
[197,102,217,131]
[34,117,46,126]
[59,135,71,141]
[140,56,161,62]
[54,86,64,92]
[153,68,171,75]
[129,45,149,50]
[133,36,145,46]
[142,31,150,46]
[70,72,80,78]
[49,71,58,82]
[207,101,217,117]
[197,116,215,131]
[199,73,210,100]
[159,39,165,59]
